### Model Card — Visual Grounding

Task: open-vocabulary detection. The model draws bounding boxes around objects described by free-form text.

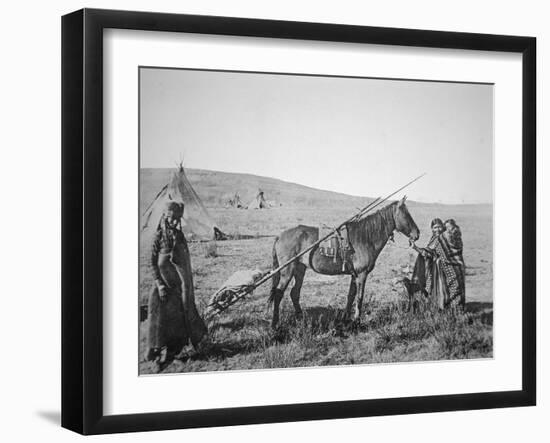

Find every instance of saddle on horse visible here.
[317,224,354,273]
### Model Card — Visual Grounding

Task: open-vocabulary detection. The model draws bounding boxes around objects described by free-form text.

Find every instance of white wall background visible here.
[0,0,546,441]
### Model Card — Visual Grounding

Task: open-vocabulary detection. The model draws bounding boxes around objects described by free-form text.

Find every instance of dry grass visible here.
[201,241,218,258]
[139,168,493,374]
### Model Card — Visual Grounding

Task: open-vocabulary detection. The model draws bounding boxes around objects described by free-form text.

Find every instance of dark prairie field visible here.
[139,168,493,374]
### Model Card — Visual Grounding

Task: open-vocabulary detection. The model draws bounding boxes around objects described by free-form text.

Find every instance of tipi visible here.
[142,164,225,241]
[247,189,269,209]
[229,192,244,209]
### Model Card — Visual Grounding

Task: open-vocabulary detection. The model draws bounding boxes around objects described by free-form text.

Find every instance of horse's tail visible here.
[268,237,280,305]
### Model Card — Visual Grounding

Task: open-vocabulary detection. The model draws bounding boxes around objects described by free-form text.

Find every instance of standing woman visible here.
[439,219,466,308]
[147,201,207,365]
[409,217,466,310]
[408,218,445,305]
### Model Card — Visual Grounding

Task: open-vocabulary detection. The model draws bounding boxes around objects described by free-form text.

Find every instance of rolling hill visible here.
[140,167,488,212]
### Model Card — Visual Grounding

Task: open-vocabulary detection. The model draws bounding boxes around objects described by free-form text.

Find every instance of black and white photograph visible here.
[138,67,493,375]
[0,0,545,439]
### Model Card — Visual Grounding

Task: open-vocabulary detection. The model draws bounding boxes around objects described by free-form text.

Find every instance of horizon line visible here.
[140,165,493,206]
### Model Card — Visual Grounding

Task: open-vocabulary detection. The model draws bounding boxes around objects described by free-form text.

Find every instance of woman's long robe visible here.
[412,232,466,309]
[147,223,207,357]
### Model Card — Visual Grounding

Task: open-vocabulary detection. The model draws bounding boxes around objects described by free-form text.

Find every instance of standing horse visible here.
[269,196,420,327]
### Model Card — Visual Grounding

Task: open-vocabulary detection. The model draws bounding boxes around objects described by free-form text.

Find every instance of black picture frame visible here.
[61,8,536,435]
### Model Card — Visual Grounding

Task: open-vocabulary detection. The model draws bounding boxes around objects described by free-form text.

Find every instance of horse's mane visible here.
[348,201,397,244]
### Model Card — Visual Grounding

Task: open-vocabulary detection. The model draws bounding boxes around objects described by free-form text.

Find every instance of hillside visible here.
[140,167,377,210]
[140,167,488,212]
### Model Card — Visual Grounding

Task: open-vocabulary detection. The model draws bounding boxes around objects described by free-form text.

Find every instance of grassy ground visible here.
[139,168,493,374]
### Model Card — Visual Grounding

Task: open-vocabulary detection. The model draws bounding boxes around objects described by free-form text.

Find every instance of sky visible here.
[140,67,493,204]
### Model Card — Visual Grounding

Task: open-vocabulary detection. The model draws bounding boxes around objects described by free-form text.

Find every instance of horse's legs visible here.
[363,276,375,315]
[270,265,294,328]
[289,263,306,320]
[345,276,357,319]
[353,271,368,322]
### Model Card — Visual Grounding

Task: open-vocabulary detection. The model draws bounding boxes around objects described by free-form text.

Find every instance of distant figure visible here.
[407,217,465,310]
[147,201,207,366]
[247,189,269,209]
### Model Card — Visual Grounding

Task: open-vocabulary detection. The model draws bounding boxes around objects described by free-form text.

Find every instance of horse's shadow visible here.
[209,306,350,353]
[303,305,344,324]
[200,299,495,362]
[299,305,359,336]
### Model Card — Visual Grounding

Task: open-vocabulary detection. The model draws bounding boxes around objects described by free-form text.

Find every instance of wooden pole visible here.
[205,173,426,316]
[251,172,426,289]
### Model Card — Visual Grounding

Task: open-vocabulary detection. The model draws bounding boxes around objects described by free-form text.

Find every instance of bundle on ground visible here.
[205,269,267,318]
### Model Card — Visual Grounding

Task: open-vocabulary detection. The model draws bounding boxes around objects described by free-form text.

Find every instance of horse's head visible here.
[394,196,420,241]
